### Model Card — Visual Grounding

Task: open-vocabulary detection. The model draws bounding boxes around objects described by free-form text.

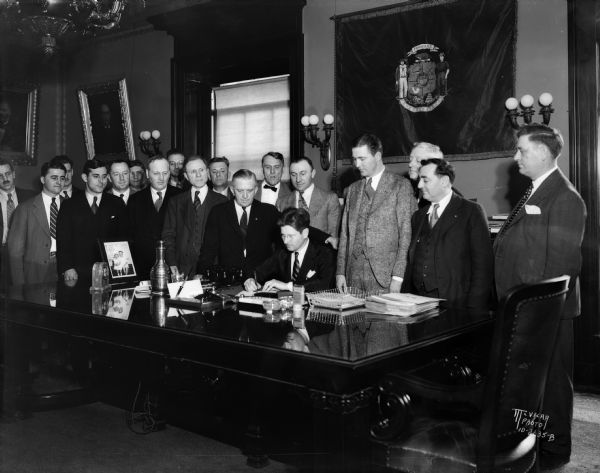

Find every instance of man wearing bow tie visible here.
[255,151,292,207]
[162,155,228,278]
[243,208,334,292]
[494,124,586,470]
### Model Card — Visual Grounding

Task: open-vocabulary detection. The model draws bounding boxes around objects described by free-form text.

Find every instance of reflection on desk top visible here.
[4,279,493,363]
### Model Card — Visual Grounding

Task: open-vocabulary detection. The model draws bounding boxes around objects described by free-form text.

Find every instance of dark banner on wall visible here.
[334,0,516,161]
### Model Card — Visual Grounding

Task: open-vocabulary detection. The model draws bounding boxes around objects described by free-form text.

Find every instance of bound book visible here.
[365,293,442,317]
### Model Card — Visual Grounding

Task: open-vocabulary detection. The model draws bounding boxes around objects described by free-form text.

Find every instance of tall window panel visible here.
[212,75,290,180]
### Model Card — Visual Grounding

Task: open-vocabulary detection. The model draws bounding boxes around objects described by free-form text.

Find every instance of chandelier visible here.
[0,0,133,56]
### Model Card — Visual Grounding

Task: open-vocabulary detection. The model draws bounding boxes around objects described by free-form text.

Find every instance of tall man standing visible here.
[336,134,417,293]
[162,156,228,277]
[107,158,131,204]
[401,158,493,309]
[8,160,66,285]
[56,158,127,281]
[255,151,291,207]
[494,124,586,470]
[128,155,182,279]
[279,156,340,247]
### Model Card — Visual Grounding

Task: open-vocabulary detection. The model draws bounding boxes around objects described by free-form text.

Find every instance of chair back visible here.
[476,275,569,469]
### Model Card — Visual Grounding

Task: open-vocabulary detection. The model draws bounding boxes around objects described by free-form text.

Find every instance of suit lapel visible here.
[432,193,462,238]
[296,242,316,281]
[510,169,561,228]
[32,194,50,237]
[227,201,242,237]
[348,180,366,246]
[409,208,428,260]
[371,171,393,211]
[247,201,261,236]
[309,187,324,213]
[183,191,194,231]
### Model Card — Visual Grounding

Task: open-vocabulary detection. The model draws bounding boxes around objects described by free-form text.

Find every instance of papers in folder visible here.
[365,293,442,317]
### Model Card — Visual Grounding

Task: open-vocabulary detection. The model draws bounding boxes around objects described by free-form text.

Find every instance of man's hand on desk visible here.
[389,278,402,293]
[336,275,347,293]
[262,279,291,292]
[243,278,261,292]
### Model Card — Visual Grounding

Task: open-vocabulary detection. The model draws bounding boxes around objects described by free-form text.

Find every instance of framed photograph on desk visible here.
[99,239,138,285]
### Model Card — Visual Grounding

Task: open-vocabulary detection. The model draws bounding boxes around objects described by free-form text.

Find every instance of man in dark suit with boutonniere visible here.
[494,124,586,471]
[243,208,335,292]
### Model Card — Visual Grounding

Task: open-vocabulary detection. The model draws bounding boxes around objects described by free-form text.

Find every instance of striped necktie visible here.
[292,251,300,281]
[364,178,375,200]
[298,191,309,211]
[6,192,15,225]
[50,197,58,239]
[498,183,533,236]
[194,190,201,211]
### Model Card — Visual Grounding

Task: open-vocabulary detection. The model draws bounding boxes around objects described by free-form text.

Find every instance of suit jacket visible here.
[162,188,228,276]
[255,180,292,208]
[255,240,335,292]
[56,192,127,278]
[0,187,36,242]
[198,199,280,276]
[494,168,586,318]
[337,170,417,288]
[127,185,182,279]
[278,186,340,237]
[401,193,493,309]
[7,193,58,285]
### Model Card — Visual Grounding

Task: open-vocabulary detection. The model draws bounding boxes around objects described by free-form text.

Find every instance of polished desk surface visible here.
[3,280,493,393]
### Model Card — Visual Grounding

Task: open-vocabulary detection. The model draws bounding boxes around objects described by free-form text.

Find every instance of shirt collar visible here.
[41,191,60,206]
[234,200,252,213]
[368,167,386,190]
[263,181,280,190]
[190,185,208,201]
[427,190,453,216]
[112,188,130,198]
[85,190,102,207]
[531,166,558,196]
[0,188,15,199]
[151,186,167,200]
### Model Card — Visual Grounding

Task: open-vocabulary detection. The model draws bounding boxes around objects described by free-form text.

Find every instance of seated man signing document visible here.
[244,208,335,293]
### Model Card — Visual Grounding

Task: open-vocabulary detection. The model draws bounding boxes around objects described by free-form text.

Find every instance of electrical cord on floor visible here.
[126,380,162,434]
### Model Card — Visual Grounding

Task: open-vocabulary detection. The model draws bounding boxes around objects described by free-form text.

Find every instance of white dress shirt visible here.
[260,181,281,206]
[151,187,166,206]
[111,188,131,204]
[367,167,386,190]
[427,190,453,219]
[85,191,103,208]
[190,185,208,204]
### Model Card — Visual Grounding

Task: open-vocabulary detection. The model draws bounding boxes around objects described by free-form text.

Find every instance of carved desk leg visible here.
[370,379,412,441]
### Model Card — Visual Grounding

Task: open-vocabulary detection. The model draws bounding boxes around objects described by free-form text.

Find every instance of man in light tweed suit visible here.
[336,134,417,293]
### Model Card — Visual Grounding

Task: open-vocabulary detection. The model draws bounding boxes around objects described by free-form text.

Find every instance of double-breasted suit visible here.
[56,192,127,278]
[337,170,417,289]
[7,193,58,285]
[278,186,340,237]
[162,188,228,277]
[493,167,586,460]
[401,193,493,309]
[127,185,182,279]
[198,199,280,276]
[254,240,335,292]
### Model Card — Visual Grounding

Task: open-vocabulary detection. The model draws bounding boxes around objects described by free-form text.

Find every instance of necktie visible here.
[6,192,15,225]
[91,196,98,215]
[298,191,309,211]
[499,183,533,236]
[292,251,300,281]
[429,203,440,228]
[263,184,277,192]
[155,191,163,211]
[240,207,248,240]
[63,191,69,200]
[119,193,125,203]
[50,197,58,239]
[364,178,375,200]
[194,190,201,211]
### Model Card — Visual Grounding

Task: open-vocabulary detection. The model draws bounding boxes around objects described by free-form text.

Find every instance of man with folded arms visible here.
[128,155,182,279]
[255,151,291,207]
[494,124,586,470]
[279,156,340,248]
[243,208,334,292]
[162,155,228,278]
[401,158,493,309]
[8,160,67,285]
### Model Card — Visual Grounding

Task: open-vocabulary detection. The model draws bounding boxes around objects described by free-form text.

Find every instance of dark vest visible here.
[411,221,439,293]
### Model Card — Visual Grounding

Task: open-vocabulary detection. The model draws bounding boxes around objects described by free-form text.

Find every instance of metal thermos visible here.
[150,240,171,295]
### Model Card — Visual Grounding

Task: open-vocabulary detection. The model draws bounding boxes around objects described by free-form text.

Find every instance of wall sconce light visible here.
[300,114,334,170]
[505,93,554,129]
[139,129,161,157]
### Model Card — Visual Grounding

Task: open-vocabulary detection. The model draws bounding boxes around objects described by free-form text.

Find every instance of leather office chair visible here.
[371,275,570,473]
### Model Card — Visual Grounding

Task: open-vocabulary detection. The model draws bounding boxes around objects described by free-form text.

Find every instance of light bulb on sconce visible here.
[300,113,335,171]
[139,129,162,157]
[505,92,554,129]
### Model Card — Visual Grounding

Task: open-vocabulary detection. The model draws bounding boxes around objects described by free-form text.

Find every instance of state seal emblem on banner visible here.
[395,44,450,112]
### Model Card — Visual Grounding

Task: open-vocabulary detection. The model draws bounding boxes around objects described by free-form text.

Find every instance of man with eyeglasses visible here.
[162,155,227,278]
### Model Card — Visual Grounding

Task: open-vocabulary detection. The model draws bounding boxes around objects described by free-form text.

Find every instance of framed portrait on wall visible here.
[77,78,136,161]
[0,84,39,166]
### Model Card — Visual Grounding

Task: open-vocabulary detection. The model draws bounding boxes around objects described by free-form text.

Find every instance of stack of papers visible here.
[365,293,442,317]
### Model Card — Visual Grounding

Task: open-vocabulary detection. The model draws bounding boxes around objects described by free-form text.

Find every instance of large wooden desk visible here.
[1,280,493,471]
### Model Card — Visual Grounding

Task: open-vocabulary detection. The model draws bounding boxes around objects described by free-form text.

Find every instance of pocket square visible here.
[525,205,541,215]
[306,270,316,279]
[110,215,116,219]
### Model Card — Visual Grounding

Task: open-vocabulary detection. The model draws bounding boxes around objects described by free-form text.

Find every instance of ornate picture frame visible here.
[77,78,136,161]
[0,84,39,166]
